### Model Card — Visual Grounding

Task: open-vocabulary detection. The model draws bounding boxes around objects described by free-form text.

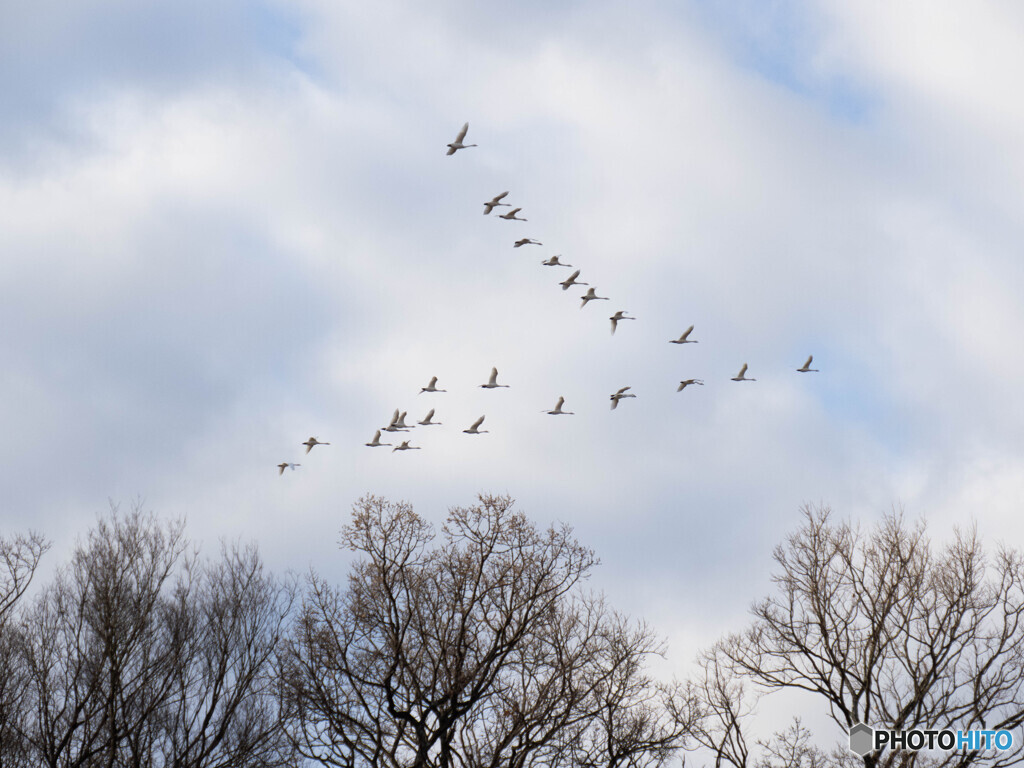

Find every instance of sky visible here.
[3,0,1024,746]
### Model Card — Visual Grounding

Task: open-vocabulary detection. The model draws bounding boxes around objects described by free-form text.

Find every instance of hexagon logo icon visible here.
[849,723,874,756]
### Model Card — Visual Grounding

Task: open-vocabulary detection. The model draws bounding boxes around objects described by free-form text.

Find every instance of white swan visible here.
[580,288,610,308]
[731,364,757,382]
[498,207,527,221]
[610,386,636,410]
[514,238,542,248]
[560,270,588,291]
[277,462,300,475]
[463,415,489,434]
[483,191,510,214]
[797,355,819,373]
[420,376,447,394]
[365,430,392,447]
[670,326,698,344]
[544,396,574,415]
[383,409,410,432]
[446,122,477,155]
[480,367,510,389]
[541,255,573,267]
[610,310,635,334]
[418,408,442,426]
[676,379,704,391]
[303,437,330,454]
[393,440,421,452]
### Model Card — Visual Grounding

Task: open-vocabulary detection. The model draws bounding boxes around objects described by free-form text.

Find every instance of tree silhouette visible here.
[281,493,694,768]
[694,505,1024,768]
[0,505,296,768]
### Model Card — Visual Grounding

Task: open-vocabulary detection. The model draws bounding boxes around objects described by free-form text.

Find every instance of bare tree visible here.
[0,531,50,768]
[557,608,698,768]
[136,541,298,768]
[0,531,49,624]
[696,505,1024,768]
[281,494,693,768]
[14,509,195,766]
[752,719,831,768]
[455,595,696,768]
[688,645,756,768]
[2,505,296,768]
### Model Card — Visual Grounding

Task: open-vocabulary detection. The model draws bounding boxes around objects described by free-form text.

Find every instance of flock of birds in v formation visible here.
[276,123,820,474]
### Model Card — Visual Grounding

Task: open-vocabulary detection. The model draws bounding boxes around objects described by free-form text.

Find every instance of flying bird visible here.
[610,386,636,410]
[514,238,542,248]
[393,441,421,452]
[670,326,698,344]
[463,415,489,434]
[383,409,410,432]
[365,430,392,448]
[418,408,442,426]
[420,376,446,394]
[479,367,510,389]
[544,396,574,415]
[559,270,588,291]
[580,288,610,308]
[677,379,704,391]
[395,411,414,429]
[541,255,573,267]
[277,462,300,475]
[446,122,477,155]
[797,355,819,373]
[303,437,330,454]
[731,364,757,382]
[498,208,527,221]
[483,191,510,214]
[610,310,635,334]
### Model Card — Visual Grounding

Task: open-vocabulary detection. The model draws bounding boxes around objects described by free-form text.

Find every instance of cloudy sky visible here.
[3,0,1024,732]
